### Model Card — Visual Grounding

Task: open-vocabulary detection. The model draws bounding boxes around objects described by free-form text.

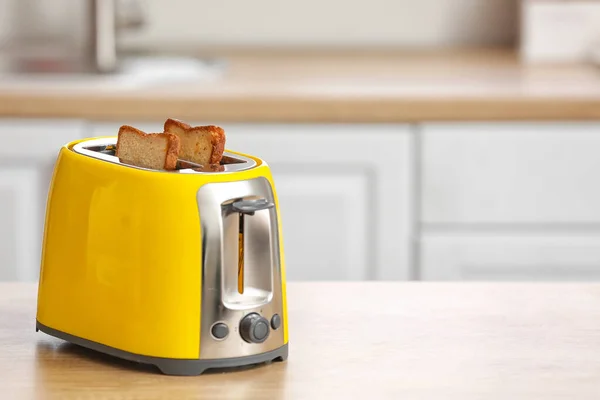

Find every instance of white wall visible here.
[0,0,518,51]
[119,0,517,49]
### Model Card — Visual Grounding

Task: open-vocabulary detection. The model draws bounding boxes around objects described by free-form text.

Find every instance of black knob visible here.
[211,322,229,340]
[239,313,270,344]
[271,314,281,330]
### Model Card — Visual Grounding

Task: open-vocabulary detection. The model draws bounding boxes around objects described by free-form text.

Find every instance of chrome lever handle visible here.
[231,199,275,215]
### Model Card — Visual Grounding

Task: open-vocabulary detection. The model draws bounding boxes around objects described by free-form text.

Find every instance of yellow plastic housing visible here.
[36,138,288,359]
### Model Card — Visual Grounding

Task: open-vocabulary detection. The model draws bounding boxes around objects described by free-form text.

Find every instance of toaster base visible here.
[36,320,288,376]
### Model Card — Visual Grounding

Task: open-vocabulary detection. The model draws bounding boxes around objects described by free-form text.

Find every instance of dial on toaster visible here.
[239,313,270,344]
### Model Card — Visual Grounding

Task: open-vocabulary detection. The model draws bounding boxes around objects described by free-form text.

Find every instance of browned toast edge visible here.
[116,125,181,170]
[164,118,192,133]
[205,125,226,164]
[163,133,181,170]
[116,125,146,156]
[164,119,226,164]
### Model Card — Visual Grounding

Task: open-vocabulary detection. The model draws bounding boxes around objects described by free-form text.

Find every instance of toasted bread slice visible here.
[116,125,180,170]
[164,118,226,166]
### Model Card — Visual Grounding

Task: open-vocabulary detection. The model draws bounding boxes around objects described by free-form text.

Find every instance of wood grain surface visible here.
[0,49,599,122]
[2,282,600,399]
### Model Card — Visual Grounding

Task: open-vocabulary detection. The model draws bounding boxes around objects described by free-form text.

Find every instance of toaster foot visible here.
[155,345,289,376]
[36,320,288,376]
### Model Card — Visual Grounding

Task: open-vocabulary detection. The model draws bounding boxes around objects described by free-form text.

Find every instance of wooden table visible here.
[2,282,600,399]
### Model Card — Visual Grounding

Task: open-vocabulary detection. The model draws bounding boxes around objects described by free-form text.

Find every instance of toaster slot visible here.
[71,137,257,173]
[237,213,245,294]
[221,198,275,309]
[233,199,275,295]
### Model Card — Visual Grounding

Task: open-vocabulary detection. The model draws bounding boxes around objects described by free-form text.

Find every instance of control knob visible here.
[239,313,270,343]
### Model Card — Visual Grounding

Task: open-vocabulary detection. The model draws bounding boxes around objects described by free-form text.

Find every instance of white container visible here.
[520,0,600,63]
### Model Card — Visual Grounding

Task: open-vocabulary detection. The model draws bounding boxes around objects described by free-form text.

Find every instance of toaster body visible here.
[36,137,288,375]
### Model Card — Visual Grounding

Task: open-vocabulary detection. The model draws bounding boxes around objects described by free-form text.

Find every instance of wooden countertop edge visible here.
[1,94,600,122]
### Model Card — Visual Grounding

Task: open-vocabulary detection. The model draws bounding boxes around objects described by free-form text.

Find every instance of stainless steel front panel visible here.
[196,177,284,359]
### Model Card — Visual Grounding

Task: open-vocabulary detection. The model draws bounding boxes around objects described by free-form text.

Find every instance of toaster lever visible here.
[231,198,274,216]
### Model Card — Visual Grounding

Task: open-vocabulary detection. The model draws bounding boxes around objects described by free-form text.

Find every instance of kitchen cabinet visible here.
[419,121,600,281]
[0,118,87,281]
[90,122,414,281]
[421,234,600,281]
[10,117,600,283]
[421,122,600,224]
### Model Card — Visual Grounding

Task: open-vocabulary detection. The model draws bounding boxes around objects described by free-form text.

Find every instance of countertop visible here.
[2,282,600,399]
[1,49,600,123]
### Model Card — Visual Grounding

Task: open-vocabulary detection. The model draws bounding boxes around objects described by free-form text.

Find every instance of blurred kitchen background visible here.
[1,0,600,282]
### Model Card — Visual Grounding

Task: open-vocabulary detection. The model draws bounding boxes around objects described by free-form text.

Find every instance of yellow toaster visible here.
[36,136,289,376]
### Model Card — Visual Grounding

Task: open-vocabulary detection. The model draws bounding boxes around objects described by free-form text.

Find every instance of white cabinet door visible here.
[90,122,414,281]
[419,122,600,282]
[270,173,369,281]
[421,234,600,281]
[421,122,600,224]
[0,119,86,281]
